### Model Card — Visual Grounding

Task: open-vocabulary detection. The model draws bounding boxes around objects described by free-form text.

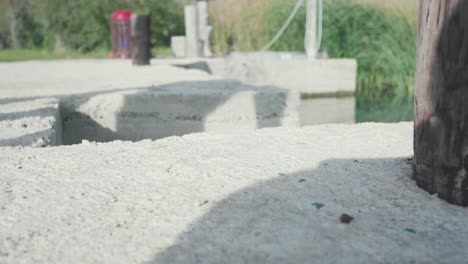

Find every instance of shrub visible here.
[211,0,417,122]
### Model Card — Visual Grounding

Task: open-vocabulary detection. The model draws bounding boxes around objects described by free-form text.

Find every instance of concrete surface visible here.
[0,57,358,147]
[169,54,358,125]
[170,36,186,58]
[208,52,357,95]
[0,60,298,147]
[0,98,61,147]
[170,53,357,124]
[61,80,298,144]
[1,123,468,264]
[162,52,357,95]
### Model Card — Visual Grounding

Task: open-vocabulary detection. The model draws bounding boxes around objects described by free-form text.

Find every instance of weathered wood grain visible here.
[131,14,151,66]
[414,0,468,206]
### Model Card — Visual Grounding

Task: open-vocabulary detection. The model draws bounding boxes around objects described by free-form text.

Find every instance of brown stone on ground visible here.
[339,214,354,224]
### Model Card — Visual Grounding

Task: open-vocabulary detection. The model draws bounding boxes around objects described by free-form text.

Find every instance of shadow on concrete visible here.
[0,107,57,122]
[173,60,357,127]
[62,80,291,145]
[0,87,154,146]
[61,112,120,145]
[0,79,292,146]
[148,157,468,264]
[0,129,52,147]
[0,97,42,106]
[173,61,213,75]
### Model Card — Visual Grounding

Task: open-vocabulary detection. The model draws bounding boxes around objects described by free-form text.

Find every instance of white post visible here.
[197,0,213,57]
[305,0,318,58]
[185,5,201,58]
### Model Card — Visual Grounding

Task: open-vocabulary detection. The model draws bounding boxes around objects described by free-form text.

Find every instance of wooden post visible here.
[414,0,468,206]
[131,14,151,65]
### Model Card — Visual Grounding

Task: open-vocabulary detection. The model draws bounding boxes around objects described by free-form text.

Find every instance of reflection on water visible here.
[299,97,356,126]
[355,96,414,123]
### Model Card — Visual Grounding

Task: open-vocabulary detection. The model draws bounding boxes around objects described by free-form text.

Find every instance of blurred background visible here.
[0,0,418,123]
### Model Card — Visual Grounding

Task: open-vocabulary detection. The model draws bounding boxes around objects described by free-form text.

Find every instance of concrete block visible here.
[61,80,299,145]
[210,52,357,95]
[171,36,186,58]
[0,98,61,147]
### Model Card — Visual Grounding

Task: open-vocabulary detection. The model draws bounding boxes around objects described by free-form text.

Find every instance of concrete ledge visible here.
[0,60,299,147]
[0,98,61,147]
[173,52,358,95]
[61,80,299,144]
[217,52,358,95]
[1,123,467,263]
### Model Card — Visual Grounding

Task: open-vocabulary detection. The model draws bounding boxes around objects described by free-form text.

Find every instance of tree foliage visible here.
[0,0,186,51]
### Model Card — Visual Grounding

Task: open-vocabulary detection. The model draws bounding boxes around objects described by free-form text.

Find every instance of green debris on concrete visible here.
[278,173,287,177]
[404,228,416,234]
[312,203,325,209]
[298,179,306,183]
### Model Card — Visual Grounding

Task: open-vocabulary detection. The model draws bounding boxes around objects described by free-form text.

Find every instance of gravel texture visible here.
[1,123,467,264]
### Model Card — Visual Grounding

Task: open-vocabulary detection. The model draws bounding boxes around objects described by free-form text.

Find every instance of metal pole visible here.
[305,0,318,58]
[197,0,212,57]
[185,5,201,58]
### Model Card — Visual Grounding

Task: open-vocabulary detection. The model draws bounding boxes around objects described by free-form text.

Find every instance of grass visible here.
[152,46,173,58]
[356,96,414,123]
[320,0,417,122]
[0,49,110,62]
[0,46,174,62]
[210,0,418,122]
[210,0,269,53]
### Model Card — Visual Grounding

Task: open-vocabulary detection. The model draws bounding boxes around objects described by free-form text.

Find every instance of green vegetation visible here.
[1,0,418,122]
[0,0,186,52]
[152,46,172,58]
[320,1,416,122]
[211,0,417,122]
[0,49,108,62]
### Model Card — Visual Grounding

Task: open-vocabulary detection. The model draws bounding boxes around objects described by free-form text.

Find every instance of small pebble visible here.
[339,214,354,224]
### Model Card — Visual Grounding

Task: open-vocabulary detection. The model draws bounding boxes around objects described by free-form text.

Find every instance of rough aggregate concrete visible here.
[1,123,467,264]
[0,98,60,147]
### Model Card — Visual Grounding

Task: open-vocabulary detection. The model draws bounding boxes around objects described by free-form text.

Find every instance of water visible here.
[299,97,355,126]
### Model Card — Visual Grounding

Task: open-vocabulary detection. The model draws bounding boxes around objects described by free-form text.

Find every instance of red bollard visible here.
[110,10,132,59]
